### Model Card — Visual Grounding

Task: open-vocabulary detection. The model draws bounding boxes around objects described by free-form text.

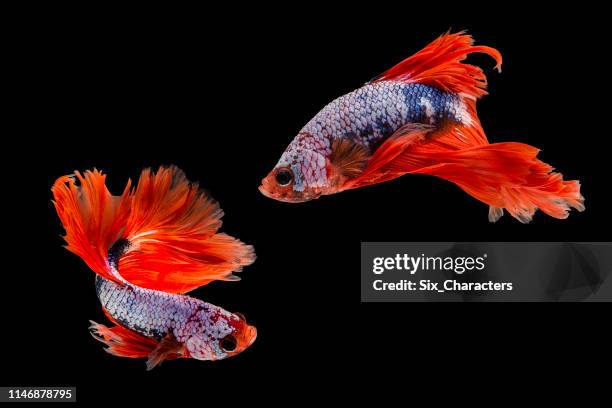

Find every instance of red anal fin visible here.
[383,120,487,172]
[342,123,435,190]
[89,321,187,369]
[89,320,158,359]
[372,31,502,101]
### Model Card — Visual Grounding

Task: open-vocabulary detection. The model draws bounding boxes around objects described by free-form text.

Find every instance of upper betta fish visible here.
[260,32,584,223]
[52,166,256,369]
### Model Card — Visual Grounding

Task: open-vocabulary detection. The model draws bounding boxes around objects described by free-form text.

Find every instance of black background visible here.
[4,4,611,404]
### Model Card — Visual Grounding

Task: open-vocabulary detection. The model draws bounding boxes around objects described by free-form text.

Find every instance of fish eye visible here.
[275,168,293,186]
[220,334,237,352]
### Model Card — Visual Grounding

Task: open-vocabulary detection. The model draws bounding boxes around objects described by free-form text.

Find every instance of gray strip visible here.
[361,242,612,302]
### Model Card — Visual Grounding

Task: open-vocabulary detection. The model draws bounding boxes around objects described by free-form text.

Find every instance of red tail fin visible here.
[52,166,255,293]
[372,31,502,101]
[407,139,585,223]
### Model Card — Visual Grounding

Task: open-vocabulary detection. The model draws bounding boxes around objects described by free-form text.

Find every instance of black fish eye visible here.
[220,334,237,352]
[275,168,293,186]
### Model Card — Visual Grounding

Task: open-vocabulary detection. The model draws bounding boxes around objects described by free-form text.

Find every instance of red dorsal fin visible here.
[118,166,255,293]
[52,166,255,294]
[52,170,132,285]
[371,31,502,100]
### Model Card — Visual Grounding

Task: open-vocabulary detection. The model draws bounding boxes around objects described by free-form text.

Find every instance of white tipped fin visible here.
[488,206,504,223]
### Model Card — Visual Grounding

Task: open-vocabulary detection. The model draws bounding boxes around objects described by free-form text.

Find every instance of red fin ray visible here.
[118,166,255,293]
[342,121,584,222]
[89,321,187,369]
[342,123,434,190]
[52,170,131,284]
[119,232,255,293]
[406,141,585,222]
[89,320,159,359]
[52,166,255,294]
[372,31,502,101]
[124,167,223,241]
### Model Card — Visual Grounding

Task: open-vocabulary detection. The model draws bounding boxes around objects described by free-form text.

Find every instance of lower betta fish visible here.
[260,32,584,223]
[52,166,256,369]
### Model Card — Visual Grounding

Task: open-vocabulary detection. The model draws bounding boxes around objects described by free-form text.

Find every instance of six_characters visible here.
[52,166,256,369]
[52,31,585,369]
[259,31,584,223]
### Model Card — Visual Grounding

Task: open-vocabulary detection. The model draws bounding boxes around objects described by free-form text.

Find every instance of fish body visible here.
[272,82,468,198]
[260,32,584,222]
[53,166,256,369]
[95,276,255,362]
[301,82,467,151]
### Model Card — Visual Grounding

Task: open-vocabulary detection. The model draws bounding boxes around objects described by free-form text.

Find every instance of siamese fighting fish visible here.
[259,32,584,223]
[52,166,256,369]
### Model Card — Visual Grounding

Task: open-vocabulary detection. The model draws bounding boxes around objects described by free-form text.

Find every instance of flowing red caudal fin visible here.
[52,166,255,293]
[117,166,255,294]
[386,133,585,222]
[52,170,132,284]
[371,31,502,101]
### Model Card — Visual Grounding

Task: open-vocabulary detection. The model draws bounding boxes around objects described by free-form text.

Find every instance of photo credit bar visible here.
[360,242,612,302]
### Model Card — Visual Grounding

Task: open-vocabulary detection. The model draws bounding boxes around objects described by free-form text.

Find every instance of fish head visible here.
[259,132,330,202]
[185,308,257,361]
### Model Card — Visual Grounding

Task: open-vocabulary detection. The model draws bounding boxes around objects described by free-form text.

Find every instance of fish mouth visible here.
[246,325,257,347]
[234,324,257,354]
[258,184,277,199]
[258,183,320,203]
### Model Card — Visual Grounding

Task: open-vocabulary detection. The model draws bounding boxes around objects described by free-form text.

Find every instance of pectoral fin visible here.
[146,333,186,371]
[328,137,371,179]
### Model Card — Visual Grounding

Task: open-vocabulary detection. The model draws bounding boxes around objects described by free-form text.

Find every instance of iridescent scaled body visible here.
[260,81,469,201]
[96,276,251,360]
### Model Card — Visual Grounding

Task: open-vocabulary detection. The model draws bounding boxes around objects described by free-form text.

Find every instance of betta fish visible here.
[259,32,584,223]
[52,166,256,369]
